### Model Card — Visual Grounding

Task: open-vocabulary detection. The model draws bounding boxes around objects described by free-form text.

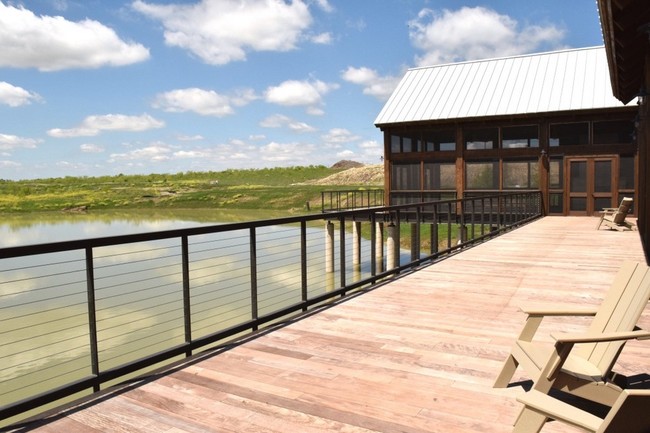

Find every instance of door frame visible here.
[565,155,618,216]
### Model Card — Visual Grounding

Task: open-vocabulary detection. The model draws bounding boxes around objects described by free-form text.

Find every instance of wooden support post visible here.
[430,223,438,254]
[375,221,384,272]
[352,221,361,266]
[325,221,334,273]
[387,222,398,270]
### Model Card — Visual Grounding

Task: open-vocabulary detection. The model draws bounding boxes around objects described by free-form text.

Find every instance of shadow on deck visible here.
[10,216,649,433]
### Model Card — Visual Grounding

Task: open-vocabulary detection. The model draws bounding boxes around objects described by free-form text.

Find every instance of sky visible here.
[0,0,606,180]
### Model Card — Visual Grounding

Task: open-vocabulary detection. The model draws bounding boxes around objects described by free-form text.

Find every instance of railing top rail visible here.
[0,189,542,427]
[0,190,540,259]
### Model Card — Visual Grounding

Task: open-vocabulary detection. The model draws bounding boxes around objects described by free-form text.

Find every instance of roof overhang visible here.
[597,0,650,104]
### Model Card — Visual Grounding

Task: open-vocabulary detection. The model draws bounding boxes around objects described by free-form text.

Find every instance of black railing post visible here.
[85,247,100,392]
[249,227,258,330]
[411,207,421,262]
[431,204,438,255]
[446,202,452,248]
[339,216,346,290]
[181,235,192,357]
[300,221,308,311]
[370,212,377,277]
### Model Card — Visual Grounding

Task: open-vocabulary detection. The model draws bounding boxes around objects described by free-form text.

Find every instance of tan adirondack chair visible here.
[513,389,650,433]
[494,261,650,406]
[596,197,636,231]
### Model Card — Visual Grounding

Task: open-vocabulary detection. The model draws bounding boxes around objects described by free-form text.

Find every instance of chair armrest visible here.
[519,305,599,317]
[516,390,602,432]
[514,306,598,343]
[539,329,650,383]
[551,329,650,344]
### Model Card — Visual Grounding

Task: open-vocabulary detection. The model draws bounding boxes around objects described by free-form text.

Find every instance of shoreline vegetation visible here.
[0,163,384,214]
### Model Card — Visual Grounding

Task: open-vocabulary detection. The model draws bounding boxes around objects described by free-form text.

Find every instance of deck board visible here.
[11,217,649,432]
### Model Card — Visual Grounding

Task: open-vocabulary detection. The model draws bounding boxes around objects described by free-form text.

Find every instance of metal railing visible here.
[0,191,541,428]
[321,189,384,212]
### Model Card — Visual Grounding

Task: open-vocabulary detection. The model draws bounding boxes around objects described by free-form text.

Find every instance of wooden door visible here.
[566,157,616,215]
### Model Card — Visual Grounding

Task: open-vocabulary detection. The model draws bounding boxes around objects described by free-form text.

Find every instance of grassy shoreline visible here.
[0,166,382,214]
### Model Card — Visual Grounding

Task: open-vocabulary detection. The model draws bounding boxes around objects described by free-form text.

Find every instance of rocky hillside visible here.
[306,164,384,186]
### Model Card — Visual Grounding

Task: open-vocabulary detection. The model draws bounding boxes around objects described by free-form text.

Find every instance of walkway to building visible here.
[12,217,649,432]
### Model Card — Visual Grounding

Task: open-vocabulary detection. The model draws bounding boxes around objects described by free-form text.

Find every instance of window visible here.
[391,163,420,190]
[465,161,498,189]
[549,122,589,146]
[390,135,401,153]
[548,157,564,214]
[390,134,421,153]
[423,163,456,190]
[549,158,563,189]
[594,160,612,193]
[619,156,635,189]
[549,193,563,214]
[502,125,539,148]
[593,120,634,145]
[423,129,456,151]
[464,127,498,150]
[503,160,539,189]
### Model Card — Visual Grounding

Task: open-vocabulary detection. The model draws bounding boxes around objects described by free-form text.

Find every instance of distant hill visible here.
[306,164,384,186]
[330,160,365,170]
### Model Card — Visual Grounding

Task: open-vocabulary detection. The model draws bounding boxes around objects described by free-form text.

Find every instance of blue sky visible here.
[0,0,605,180]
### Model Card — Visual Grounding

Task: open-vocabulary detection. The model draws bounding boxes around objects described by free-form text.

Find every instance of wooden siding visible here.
[12,217,649,433]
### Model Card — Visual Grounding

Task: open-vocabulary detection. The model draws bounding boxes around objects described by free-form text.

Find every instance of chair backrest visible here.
[612,197,633,224]
[573,261,650,375]
[598,389,650,433]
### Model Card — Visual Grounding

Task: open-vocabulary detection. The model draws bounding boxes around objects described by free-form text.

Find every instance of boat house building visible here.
[375,46,638,217]
[598,0,649,261]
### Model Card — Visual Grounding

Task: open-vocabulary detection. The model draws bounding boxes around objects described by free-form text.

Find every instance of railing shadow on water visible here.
[0,191,542,428]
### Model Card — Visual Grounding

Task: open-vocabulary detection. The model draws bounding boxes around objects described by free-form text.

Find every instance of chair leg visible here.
[596,215,605,230]
[512,406,547,433]
[494,353,518,388]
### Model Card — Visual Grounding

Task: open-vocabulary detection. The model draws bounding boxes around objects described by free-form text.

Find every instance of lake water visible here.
[0,208,289,247]
[0,209,378,421]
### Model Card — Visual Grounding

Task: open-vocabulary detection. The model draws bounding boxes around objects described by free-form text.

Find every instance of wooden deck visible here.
[11,217,650,433]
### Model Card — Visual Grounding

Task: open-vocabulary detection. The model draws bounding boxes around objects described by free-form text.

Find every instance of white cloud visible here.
[260,114,316,133]
[341,66,401,101]
[80,143,104,153]
[48,113,164,137]
[0,3,149,71]
[265,79,338,113]
[0,160,21,168]
[409,7,565,66]
[153,87,257,117]
[0,134,41,150]
[132,0,313,65]
[109,144,173,162]
[177,134,204,141]
[359,139,383,157]
[311,32,332,44]
[312,0,333,13]
[336,149,354,158]
[0,82,42,106]
[260,141,315,162]
[321,128,361,145]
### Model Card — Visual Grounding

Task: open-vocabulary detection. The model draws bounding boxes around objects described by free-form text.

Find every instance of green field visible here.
[0,166,372,213]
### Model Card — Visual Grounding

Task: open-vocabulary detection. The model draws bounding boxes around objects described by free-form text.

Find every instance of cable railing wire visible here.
[0,191,541,427]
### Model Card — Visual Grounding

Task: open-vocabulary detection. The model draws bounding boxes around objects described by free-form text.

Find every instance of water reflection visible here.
[0,208,289,247]
[0,209,381,414]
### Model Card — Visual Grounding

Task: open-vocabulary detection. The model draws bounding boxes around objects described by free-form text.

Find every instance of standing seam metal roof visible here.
[374,46,629,126]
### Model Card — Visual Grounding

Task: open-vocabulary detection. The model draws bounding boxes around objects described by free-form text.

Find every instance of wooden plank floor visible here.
[11,217,650,433]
